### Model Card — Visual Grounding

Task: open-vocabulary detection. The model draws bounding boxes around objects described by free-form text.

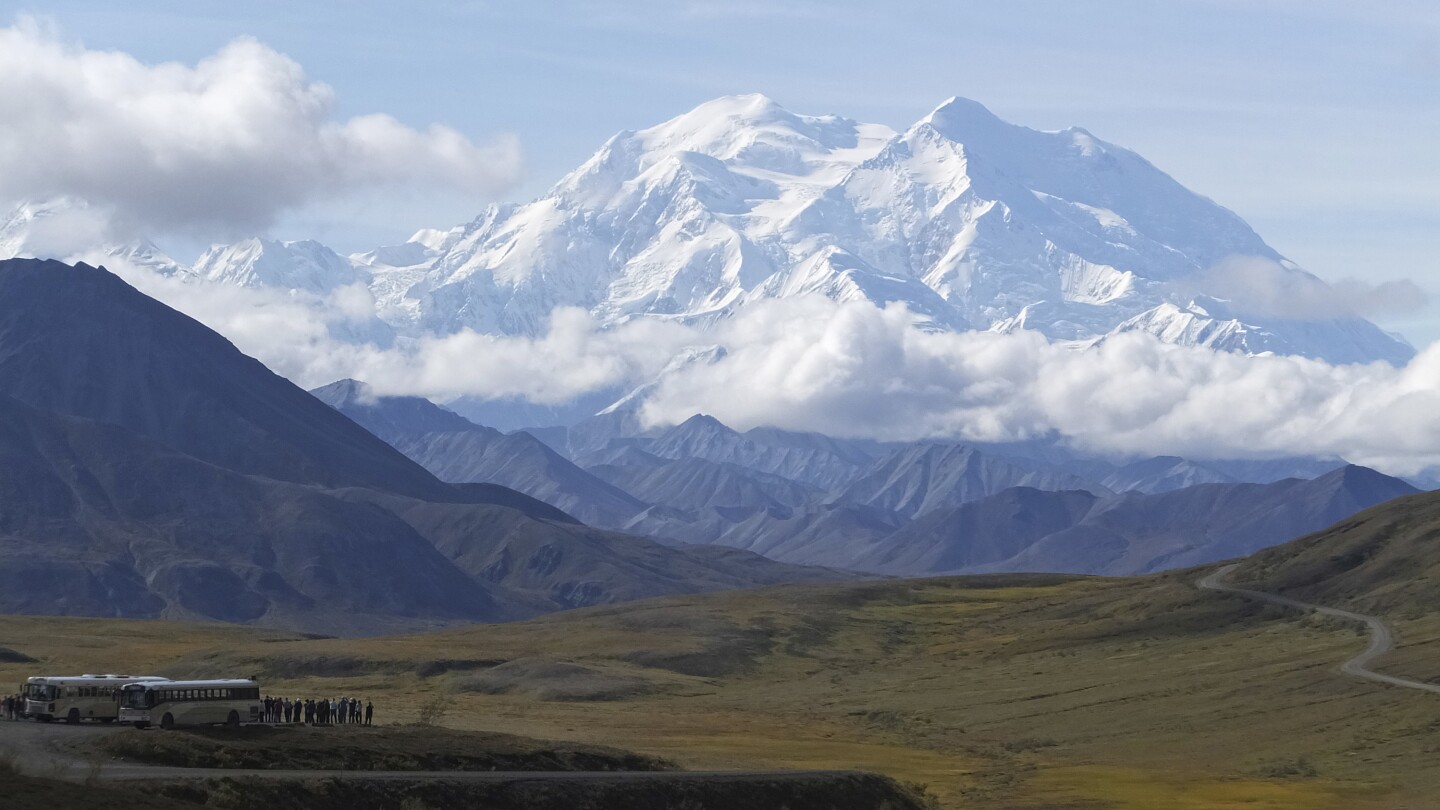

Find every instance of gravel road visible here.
[1199,563,1440,695]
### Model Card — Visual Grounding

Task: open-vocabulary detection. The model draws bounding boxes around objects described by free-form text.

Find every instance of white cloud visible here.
[77,250,1440,477]
[635,298,1440,475]
[0,18,521,236]
[1182,256,1429,320]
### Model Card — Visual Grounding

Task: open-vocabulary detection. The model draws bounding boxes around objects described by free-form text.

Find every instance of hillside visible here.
[976,466,1421,576]
[0,258,450,499]
[1230,486,1440,617]
[0,260,845,632]
[0,391,511,630]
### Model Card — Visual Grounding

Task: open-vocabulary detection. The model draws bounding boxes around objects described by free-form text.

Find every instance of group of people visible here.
[262,695,373,726]
[2,694,24,720]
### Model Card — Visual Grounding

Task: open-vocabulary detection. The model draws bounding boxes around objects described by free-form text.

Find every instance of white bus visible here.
[118,679,261,729]
[21,674,169,724]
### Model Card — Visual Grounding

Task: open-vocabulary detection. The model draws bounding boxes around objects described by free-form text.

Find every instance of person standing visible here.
[364,700,373,727]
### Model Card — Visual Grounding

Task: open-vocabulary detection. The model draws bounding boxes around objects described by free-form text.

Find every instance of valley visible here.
[6,557,1440,809]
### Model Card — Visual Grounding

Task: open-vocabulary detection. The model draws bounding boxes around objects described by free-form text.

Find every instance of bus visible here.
[118,679,261,729]
[21,674,169,724]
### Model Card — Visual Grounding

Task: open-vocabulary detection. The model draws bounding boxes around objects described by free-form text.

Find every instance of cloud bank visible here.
[88,252,1440,478]
[0,19,521,236]
[1185,256,1429,320]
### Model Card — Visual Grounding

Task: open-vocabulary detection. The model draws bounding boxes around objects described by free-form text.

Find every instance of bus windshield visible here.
[26,684,58,701]
[119,686,153,709]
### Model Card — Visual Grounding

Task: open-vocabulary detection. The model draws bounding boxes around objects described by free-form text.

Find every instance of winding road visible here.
[1198,563,1440,695]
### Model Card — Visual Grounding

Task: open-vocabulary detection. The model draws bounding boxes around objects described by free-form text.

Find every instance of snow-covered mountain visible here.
[0,199,189,278]
[343,94,1411,365]
[192,237,362,294]
[0,95,1414,367]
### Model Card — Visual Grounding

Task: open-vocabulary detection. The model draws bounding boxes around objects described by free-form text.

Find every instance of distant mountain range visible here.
[0,94,1414,386]
[312,378,1421,578]
[0,259,840,634]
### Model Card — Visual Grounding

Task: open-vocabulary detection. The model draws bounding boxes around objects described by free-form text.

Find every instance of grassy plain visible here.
[4,571,1439,809]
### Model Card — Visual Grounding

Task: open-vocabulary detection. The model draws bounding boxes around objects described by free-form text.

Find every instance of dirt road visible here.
[1199,563,1440,695]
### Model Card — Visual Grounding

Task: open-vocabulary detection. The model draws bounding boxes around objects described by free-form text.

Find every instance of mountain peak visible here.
[309,379,482,441]
[0,258,452,498]
[921,95,1006,131]
[193,235,360,293]
[667,93,791,127]
[310,378,377,408]
[1314,464,1421,497]
[675,413,732,433]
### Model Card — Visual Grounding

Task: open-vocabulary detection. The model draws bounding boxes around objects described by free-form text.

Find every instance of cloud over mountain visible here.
[0,18,520,235]
[1182,256,1429,320]
[91,247,1440,477]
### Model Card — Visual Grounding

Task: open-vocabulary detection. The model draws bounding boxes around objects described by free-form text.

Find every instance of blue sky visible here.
[6,0,1439,342]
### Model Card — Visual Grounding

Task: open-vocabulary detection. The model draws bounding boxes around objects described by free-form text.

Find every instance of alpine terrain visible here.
[0,95,1414,373]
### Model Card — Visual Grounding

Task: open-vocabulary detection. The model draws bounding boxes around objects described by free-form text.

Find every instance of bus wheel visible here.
[160,713,175,731]
[225,711,240,727]
[66,708,81,724]
[38,714,53,723]
[133,721,150,730]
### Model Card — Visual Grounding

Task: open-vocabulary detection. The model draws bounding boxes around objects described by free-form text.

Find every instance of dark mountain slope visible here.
[0,259,450,499]
[0,392,512,633]
[0,261,847,633]
[312,380,646,528]
[665,465,1417,577]
[643,415,873,491]
[834,443,1109,519]
[1230,482,1440,617]
[361,492,847,610]
[982,466,1419,576]
[589,455,822,513]
[858,488,1101,574]
[1098,456,1236,494]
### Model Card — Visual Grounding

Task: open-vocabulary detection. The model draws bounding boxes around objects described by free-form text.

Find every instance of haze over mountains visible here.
[0,259,839,634]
